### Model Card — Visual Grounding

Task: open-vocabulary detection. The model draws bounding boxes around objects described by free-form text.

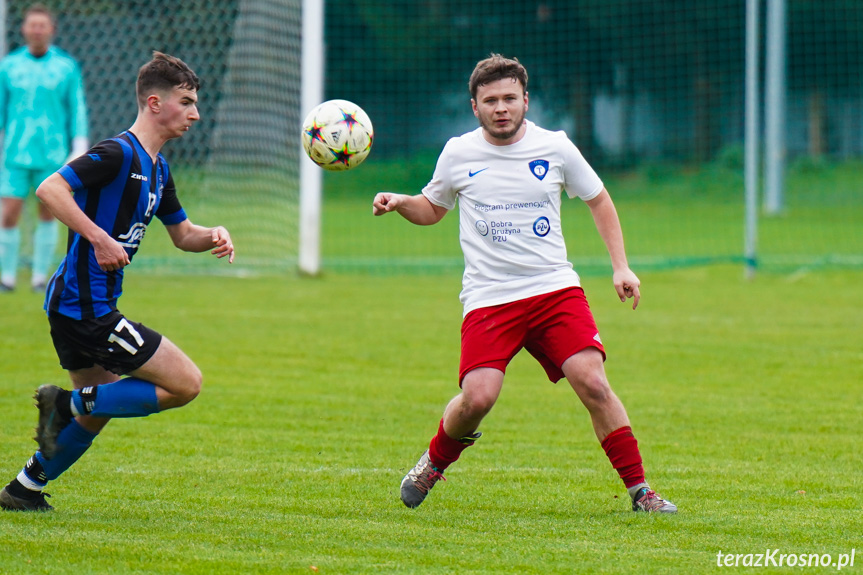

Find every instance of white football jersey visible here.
[422,121,603,315]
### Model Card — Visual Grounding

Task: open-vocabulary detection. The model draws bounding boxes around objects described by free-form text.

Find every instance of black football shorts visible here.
[48,310,163,375]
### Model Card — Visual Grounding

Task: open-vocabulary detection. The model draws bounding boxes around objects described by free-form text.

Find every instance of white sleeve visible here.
[560,136,603,201]
[66,136,90,163]
[421,140,457,210]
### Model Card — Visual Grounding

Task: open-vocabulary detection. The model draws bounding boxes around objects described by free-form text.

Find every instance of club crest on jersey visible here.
[529,159,549,181]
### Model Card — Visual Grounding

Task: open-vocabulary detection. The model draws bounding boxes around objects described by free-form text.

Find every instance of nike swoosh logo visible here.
[469,168,489,177]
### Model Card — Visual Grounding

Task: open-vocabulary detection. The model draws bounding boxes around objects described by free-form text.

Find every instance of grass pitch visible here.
[1,264,861,574]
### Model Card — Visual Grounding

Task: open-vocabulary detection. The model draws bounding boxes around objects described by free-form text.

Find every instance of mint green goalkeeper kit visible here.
[0,45,88,171]
[0,45,88,288]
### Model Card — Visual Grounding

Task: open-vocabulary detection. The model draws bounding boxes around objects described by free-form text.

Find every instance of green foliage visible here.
[712,144,745,172]
[1,265,861,573]
[326,1,863,165]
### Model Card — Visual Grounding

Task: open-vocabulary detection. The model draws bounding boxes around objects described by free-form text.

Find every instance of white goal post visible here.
[298,0,324,275]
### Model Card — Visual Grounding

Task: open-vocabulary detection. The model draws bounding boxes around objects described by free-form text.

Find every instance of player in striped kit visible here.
[374,54,677,513]
[0,52,235,511]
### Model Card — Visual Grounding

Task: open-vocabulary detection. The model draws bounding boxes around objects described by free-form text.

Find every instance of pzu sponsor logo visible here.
[533,216,550,237]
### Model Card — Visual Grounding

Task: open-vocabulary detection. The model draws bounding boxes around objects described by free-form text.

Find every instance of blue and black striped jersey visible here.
[45,130,187,320]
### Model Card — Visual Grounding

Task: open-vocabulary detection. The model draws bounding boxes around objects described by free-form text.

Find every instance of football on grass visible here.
[302,99,374,171]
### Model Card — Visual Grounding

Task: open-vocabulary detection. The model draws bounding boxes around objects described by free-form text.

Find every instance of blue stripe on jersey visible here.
[161,208,187,226]
[46,131,187,320]
[60,168,83,190]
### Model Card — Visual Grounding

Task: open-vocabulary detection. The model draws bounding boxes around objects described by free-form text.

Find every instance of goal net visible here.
[320,0,862,276]
[2,0,302,275]
[4,1,861,278]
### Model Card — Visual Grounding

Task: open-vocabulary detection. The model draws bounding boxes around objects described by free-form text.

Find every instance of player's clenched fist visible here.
[373,192,403,216]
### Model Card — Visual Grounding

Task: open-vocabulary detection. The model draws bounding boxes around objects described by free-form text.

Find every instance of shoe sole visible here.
[0,489,53,512]
[34,384,68,459]
[400,475,425,509]
[633,501,678,513]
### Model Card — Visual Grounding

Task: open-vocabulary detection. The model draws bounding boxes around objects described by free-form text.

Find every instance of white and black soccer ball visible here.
[301,99,374,171]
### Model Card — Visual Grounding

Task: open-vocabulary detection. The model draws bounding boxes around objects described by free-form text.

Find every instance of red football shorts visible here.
[459,286,606,384]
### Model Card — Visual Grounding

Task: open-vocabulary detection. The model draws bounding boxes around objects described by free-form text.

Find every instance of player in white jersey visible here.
[373,54,677,513]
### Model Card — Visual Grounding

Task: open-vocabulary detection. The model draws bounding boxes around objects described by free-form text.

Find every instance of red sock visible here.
[428,419,475,472]
[601,426,646,488]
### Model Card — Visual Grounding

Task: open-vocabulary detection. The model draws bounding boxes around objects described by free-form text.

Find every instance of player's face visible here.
[472,78,529,145]
[160,87,200,139]
[22,13,54,56]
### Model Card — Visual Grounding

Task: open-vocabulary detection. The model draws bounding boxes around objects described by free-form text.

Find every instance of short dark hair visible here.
[468,54,528,101]
[136,51,200,108]
[24,3,55,25]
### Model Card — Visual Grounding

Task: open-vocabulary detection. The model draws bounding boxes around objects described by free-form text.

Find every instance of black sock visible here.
[6,478,40,498]
[55,389,73,419]
[78,386,98,415]
[23,456,47,485]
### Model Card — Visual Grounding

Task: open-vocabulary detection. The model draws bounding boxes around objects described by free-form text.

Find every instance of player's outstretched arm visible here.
[372,192,447,225]
[165,220,235,263]
[585,188,641,310]
[36,173,130,272]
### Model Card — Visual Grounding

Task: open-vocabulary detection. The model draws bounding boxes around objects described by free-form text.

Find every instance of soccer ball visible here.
[302,99,374,171]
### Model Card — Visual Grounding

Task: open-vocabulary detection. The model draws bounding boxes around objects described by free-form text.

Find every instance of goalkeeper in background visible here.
[0,3,89,292]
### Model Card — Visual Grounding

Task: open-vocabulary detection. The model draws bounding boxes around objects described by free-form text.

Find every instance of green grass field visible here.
[1,264,861,574]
